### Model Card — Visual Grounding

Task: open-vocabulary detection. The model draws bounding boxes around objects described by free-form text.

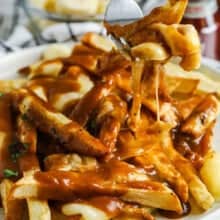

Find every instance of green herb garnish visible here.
[9,141,30,162]
[3,169,18,178]
[0,93,4,97]
[87,118,98,136]
[90,119,97,131]
[21,114,29,121]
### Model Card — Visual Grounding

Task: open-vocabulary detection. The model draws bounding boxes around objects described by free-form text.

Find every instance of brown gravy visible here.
[159,202,191,219]
[0,96,19,180]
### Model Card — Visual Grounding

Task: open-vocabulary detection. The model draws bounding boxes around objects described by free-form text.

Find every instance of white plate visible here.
[0,47,219,219]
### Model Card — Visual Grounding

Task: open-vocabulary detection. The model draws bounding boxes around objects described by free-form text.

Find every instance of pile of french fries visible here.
[0,0,220,219]
[30,0,109,16]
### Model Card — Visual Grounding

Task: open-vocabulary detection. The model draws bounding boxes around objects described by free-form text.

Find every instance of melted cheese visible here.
[155,66,160,122]
[62,203,109,220]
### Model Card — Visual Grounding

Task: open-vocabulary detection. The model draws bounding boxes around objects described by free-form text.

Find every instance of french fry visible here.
[106,15,201,71]
[158,122,215,210]
[27,199,51,220]
[1,179,25,220]
[54,0,100,16]
[200,122,215,156]
[12,89,108,156]
[70,80,113,126]
[16,115,37,154]
[11,159,182,213]
[118,123,188,202]
[176,95,204,120]
[122,187,182,213]
[151,23,201,71]
[99,117,121,157]
[10,171,182,213]
[97,95,127,155]
[165,76,199,96]
[173,78,199,96]
[104,0,188,44]
[200,152,220,200]
[97,51,131,74]
[104,69,132,93]
[142,98,179,127]
[181,94,219,137]
[165,62,220,95]
[165,75,182,94]
[134,150,189,202]
[16,116,51,220]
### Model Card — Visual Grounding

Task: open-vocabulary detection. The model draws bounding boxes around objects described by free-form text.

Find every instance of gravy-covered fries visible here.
[0,1,220,219]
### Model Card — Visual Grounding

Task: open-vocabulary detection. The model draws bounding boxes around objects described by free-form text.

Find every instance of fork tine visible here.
[104,0,143,50]
[105,0,143,25]
[109,35,124,50]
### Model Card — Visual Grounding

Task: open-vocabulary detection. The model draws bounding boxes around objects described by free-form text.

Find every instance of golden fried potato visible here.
[200,152,220,201]
[181,94,219,137]
[1,179,25,220]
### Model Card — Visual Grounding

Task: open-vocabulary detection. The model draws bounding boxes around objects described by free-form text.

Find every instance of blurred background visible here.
[0,0,219,60]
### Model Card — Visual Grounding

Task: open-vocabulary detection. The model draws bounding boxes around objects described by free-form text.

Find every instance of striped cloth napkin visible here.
[0,21,102,56]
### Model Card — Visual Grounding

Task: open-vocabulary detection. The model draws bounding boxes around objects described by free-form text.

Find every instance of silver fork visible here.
[104,0,143,50]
